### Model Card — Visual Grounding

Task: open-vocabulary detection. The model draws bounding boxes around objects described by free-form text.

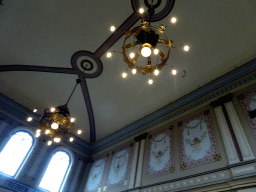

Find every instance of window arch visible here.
[0,130,34,177]
[39,150,72,192]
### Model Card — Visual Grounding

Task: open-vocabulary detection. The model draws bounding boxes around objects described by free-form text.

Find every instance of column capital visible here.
[210,93,233,108]
[134,132,148,142]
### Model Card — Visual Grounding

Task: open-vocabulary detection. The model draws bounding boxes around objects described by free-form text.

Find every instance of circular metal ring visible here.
[81,59,94,71]
[131,0,175,22]
[71,50,103,78]
[144,0,161,10]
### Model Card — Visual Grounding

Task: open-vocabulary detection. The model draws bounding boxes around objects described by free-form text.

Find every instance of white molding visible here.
[135,139,146,187]
[214,106,240,164]
[129,141,140,189]
[225,102,255,161]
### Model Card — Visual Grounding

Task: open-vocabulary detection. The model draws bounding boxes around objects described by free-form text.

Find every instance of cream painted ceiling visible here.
[0,0,255,143]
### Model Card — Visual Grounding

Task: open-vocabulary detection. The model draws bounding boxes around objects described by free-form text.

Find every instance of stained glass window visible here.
[0,131,34,177]
[39,151,71,192]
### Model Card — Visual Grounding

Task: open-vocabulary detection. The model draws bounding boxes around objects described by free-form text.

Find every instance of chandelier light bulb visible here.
[130,52,135,59]
[139,8,144,14]
[77,130,82,135]
[27,117,33,122]
[171,17,177,24]
[122,72,127,78]
[70,117,75,123]
[106,52,112,58]
[141,46,152,57]
[45,129,50,135]
[153,49,159,55]
[132,68,137,74]
[50,107,55,112]
[51,122,59,130]
[172,69,177,75]
[36,129,41,133]
[154,69,160,76]
[54,137,61,143]
[148,79,153,85]
[33,108,37,113]
[47,141,52,146]
[110,26,116,32]
[35,132,40,138]
[184,45,190,51]
[69,137,74,142]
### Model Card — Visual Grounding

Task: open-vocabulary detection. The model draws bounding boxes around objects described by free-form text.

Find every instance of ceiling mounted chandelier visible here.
[106,2,190,85]
[35,79,82,146]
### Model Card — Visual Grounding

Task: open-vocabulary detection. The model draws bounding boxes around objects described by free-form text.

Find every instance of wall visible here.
[82,68,256,192]
[0,99,90,192]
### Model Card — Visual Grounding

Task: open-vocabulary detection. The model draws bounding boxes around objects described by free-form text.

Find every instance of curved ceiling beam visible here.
[0,65,79,74]
[78,74,96,143]
[94,12,140,58]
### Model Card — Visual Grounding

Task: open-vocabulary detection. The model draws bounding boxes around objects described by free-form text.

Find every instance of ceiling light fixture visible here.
[121,3,187,84]
[36,79,82,145]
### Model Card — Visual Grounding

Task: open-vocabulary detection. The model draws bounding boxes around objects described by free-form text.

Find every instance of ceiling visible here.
[0,0,255,143]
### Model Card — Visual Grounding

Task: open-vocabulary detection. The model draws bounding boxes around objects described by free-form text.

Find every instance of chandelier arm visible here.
[123,41,138,49]
[133,49,141,61]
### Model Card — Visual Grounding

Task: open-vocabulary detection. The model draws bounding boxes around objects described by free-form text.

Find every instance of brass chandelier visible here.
[122,20,172,78]
[35,79,82,145]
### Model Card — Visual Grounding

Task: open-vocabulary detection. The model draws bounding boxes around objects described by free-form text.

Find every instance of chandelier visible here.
[35,79,82,146]
[122,20,172,79]
[104,5,189,85]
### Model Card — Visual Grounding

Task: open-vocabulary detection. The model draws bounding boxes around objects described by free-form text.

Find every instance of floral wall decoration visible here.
[145,126,175,179]
[85,156,108,192]
[238,89,256,138]
[106,143,134,189]
[178,110,221,170]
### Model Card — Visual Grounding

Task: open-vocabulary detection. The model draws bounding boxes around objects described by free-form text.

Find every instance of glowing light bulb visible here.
[70,118,75,122]
[171,17,177,24]
[132,69,137,74]
[27,117,33,122]
[110,26,116,32]
[141,47,152,57]
[33,108,37,113]
[172,69,177,75]
[139,8,144,14]
[148,79,153,85]
[184,45,190,51]
[154,49,159,55]
[77,130,82,135]
[47,141,52,146]
[36,129,41,133]
[106,52,112,58]
[50,107,55,112]
[70,137,74,142]
[51,122,59,129]
[130,52,135,59]
[45,129,50,135]
[122,72,127,78]
[54,137,61,143]
[154,69,160,76]
[36,133,40,138]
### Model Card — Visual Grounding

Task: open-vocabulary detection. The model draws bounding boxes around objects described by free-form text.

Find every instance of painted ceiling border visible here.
[92,58,256,154]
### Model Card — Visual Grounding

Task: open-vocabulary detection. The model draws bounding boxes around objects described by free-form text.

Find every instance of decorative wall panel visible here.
[106,143,133,189]
[239,89,256,138]
[85,156,107,192]
[178,110,221,170]
[145,126,175,178]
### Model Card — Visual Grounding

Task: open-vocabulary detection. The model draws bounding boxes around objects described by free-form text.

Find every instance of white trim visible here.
[225,101,255,161]
[135,139,146,187]
[214,106,240,164]
[129,141,140,189]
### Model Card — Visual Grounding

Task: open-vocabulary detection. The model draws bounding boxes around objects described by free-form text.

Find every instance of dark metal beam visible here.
[0,65,79,74]
[78,74,96,143]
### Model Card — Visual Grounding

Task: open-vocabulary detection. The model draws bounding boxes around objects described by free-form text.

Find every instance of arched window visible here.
[39,150,72,192]
[0,131,34,177]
